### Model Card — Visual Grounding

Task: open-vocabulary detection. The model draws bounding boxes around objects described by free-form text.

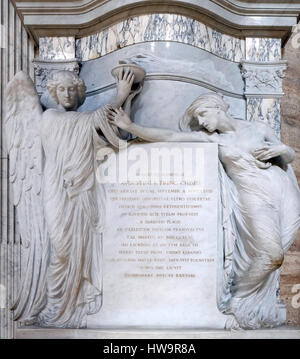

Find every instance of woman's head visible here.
[180,93,229,133]
[47,71,86,111]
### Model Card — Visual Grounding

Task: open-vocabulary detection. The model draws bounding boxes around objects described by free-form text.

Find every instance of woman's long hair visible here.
[180,92,229,131]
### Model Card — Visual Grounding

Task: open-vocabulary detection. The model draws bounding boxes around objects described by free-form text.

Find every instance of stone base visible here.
[15,326,300,339]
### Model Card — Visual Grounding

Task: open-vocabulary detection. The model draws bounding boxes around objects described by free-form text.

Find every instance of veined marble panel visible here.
[247,98,281,137]
[76,14,245,62]
[246,38,281,62]
[39,37,75,60]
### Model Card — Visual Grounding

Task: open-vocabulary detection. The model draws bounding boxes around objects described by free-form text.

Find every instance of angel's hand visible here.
[253,144,286,161]
[115,68,135,100]
[105,106,133,130]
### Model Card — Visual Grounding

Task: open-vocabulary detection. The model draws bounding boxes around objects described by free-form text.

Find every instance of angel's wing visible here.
[5,71,48,323]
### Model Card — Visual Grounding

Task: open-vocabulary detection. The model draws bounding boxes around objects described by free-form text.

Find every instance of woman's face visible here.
[195,106,220,132]
[56,78,79,110]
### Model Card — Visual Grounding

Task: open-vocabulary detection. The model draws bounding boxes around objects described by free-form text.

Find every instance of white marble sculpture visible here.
[5,68,140,328]
[107,93,300,329]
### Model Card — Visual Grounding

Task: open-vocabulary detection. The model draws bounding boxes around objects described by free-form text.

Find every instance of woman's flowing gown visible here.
[218,145,300,329]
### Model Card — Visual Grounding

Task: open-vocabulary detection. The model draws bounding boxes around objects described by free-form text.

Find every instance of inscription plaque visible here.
[87,142,227,328]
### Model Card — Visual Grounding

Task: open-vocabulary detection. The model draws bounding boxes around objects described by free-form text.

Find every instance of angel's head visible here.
[47,70,86,111]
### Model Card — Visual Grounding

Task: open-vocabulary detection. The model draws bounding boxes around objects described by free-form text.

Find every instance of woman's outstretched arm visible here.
[105,107,219,143]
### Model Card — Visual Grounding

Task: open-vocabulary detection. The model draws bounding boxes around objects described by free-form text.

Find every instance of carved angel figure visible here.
[107,93,300,329]
[5,69,138,328]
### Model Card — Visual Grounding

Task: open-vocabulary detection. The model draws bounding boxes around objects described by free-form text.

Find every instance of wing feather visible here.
[5,71,48,323]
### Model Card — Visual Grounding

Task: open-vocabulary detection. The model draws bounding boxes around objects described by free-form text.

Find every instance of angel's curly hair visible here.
[47,70,86,107]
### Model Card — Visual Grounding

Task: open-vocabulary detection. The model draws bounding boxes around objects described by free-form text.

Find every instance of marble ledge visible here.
[16,326,300,339]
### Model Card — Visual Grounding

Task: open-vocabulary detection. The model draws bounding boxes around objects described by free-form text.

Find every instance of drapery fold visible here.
[217,146,300,329]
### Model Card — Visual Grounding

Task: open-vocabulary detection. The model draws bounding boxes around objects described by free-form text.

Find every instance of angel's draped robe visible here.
[39,107,123,327]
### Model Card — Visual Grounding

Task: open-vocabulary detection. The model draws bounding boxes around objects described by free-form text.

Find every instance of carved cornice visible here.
[12,1,300,43]
[13,0,300,15]
[214,0,300,14]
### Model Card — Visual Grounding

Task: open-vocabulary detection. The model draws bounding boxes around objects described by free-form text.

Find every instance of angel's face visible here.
[56,78,79,111]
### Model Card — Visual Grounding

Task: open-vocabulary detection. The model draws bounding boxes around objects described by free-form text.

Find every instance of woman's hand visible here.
[128,81,144,101]
[115,68,135,100]
[254,159,272,169]
[123,81,144,116]
[105,106,133,130]
[253,144,287,162]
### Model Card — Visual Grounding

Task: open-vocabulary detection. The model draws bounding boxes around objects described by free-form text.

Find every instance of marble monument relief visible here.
[5,64,300,330]
[2,1,300,339]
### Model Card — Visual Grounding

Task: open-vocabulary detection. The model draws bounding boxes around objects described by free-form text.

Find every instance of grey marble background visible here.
[79,42,246,131]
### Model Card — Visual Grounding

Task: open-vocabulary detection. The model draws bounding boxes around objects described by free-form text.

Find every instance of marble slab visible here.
[87,142,227,328]
[75,14,245,62]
